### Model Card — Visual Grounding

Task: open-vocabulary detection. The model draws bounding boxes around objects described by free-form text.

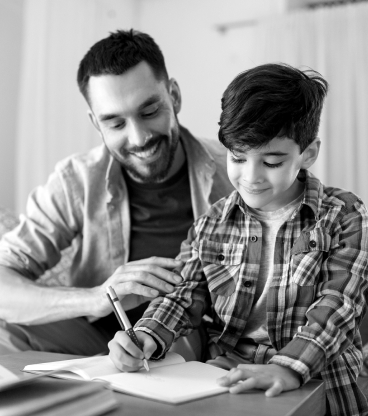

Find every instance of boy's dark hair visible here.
[77,29,168,102]
[218,63,328,153]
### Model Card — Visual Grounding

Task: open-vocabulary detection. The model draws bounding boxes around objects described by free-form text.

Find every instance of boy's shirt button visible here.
[250,236,258,242]
[217,254,225,261]
[244,280,252,287]
[309,240,317,248]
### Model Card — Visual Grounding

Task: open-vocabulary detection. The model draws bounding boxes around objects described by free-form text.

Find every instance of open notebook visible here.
[23,352,229,405]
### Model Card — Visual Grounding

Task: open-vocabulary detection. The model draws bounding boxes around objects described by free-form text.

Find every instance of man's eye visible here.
[264,162,283,168]
[111,122,125,130]
[142,108,158,117]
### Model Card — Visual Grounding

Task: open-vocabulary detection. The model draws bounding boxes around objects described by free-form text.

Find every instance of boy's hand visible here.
[217,364,301,397]
[108,330,157,372]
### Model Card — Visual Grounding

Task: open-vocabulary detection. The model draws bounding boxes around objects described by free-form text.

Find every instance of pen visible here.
[106,286,150,372]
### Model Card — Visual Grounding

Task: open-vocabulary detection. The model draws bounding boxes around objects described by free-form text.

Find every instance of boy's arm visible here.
[134,225,209,358]
[269,197,368,384]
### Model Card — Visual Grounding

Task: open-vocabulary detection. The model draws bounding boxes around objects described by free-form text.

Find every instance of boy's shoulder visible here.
[322,185,364,207]
[302,170,366,217]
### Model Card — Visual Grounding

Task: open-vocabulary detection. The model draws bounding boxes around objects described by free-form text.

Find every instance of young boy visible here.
[108,63,368,416]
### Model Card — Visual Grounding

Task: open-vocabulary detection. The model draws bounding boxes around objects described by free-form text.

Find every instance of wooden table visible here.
[0,351,326,416]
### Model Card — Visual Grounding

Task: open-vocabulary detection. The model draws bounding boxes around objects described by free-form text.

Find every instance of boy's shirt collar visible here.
[219,169,323,222]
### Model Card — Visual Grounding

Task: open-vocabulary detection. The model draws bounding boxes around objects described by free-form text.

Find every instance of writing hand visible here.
[217,363,301,397]
[91,256,183,317]
[108,330,156,372]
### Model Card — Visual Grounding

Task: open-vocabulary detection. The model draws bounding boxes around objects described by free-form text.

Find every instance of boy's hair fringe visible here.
[218,63,328,153]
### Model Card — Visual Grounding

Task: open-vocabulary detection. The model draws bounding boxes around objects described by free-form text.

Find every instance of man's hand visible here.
[108,330,157,372]
[90,256,183,317]
[217,364,301,397]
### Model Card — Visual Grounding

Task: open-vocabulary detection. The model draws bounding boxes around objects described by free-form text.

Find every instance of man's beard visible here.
[104,126,180,184]
[123,133,179,183]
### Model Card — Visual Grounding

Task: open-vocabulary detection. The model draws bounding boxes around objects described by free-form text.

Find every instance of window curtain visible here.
[225,3,368,204]
[15,0,136,213]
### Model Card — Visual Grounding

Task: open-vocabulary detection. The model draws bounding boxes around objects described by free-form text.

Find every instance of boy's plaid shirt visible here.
[136,170,368,416]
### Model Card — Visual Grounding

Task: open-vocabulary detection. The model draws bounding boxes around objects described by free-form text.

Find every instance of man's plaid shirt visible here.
[136,170,368,416]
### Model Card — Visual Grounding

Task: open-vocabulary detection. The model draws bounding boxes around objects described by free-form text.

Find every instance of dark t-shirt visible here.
[93,161,194,336]
[126,161,194,262]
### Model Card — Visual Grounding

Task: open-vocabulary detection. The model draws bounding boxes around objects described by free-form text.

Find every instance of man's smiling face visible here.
[88,61,181,183]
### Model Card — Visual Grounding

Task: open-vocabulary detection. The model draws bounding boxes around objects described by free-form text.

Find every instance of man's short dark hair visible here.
[218,63,328,153]
[77,29,169,102]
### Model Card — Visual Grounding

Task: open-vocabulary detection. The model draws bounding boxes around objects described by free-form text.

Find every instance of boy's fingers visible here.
[217,368,244,386]
[228,378,257,393]
[137,331,157,359]
[265,380,284,397]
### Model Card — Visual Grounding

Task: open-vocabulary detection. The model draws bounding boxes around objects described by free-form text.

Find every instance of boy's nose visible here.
[243,164,263,185]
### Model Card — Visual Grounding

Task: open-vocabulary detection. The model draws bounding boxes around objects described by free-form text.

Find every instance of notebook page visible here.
[23,352,185,380]
[100,361,229,404]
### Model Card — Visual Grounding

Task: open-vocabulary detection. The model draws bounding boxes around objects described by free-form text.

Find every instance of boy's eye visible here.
[230,156,245,164]
[264,162,283,168]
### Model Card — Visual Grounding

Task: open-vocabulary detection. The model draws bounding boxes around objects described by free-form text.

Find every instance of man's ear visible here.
[301,138,321,170]
[88,110,103,138]
[168,78,182,115]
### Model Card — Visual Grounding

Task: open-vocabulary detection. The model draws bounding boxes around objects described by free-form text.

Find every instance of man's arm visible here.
[0,257,183,325]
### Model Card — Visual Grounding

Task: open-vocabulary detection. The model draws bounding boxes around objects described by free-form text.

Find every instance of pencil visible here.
[106,286,150,372]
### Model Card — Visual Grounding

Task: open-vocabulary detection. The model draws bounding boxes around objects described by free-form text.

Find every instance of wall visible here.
[0,0,290,212]
[137,0,287,140]
[0,0,24,211]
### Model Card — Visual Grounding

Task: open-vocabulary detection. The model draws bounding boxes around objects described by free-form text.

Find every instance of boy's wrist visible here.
[279,365,303,386]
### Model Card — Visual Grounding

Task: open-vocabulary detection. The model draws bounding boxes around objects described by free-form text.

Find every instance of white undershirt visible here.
[237,190,305,347]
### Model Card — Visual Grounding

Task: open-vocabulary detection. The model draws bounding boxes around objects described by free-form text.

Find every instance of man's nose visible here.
[127,121,150,147]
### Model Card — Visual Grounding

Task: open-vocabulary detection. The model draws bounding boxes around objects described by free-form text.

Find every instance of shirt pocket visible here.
[199,240,244,296]
[290,227,331,286]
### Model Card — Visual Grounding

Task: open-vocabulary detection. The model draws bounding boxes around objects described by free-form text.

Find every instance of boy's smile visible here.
[227,137,317,212]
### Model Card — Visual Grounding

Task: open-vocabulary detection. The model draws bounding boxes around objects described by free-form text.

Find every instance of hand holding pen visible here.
[106,286,150,372]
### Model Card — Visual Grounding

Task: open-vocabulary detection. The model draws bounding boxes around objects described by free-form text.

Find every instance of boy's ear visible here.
[300,138,321,170]
[168,78,182,115]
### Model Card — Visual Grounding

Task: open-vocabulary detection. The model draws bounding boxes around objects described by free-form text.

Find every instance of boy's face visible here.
[227,137,309,212]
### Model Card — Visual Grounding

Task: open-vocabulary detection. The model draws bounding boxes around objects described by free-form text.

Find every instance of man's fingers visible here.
[115,264,183,286]
[127,256,183,270]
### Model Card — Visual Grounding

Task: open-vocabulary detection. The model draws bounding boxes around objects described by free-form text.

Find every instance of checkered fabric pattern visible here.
[136,170,368,416]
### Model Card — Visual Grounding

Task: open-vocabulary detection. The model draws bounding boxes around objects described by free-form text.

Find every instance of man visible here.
[0,29,232,356]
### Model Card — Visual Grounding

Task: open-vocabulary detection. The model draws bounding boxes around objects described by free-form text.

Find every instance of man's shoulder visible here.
[180,125,226,157]
[54,144,109,174]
